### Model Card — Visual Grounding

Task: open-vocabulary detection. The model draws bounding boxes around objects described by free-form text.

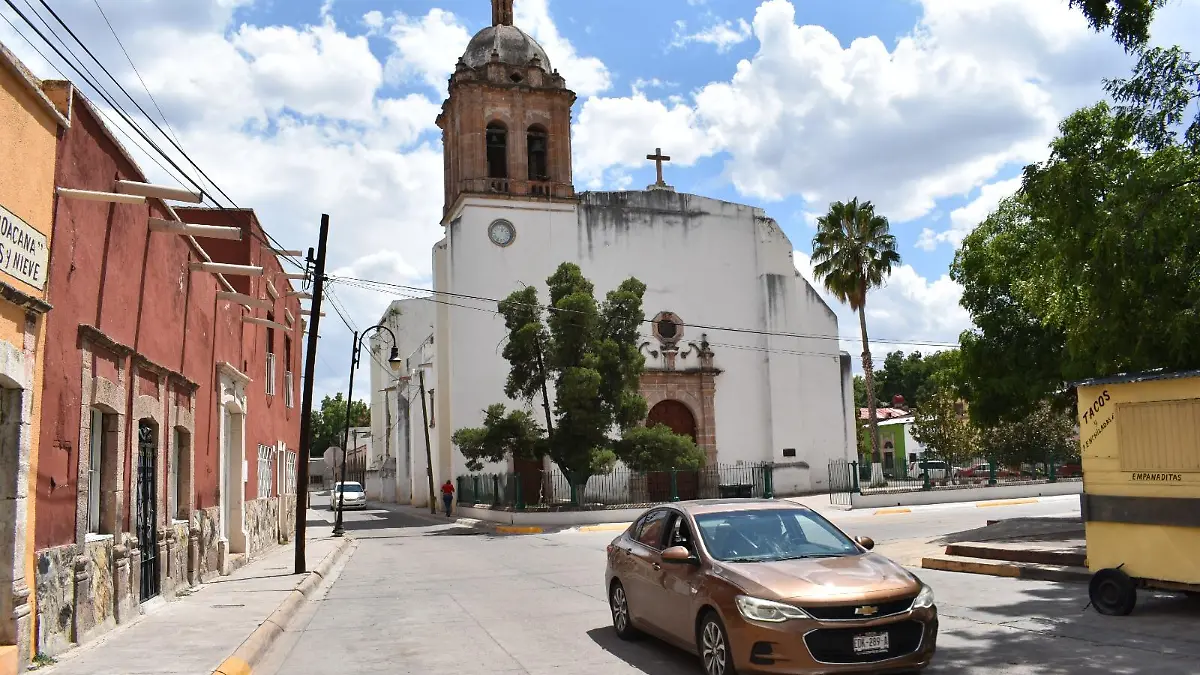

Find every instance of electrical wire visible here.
[8,0,305,271]
[91,0,178,145]
[33,0,302,265]
[327,274,959,349]
[329,276,899,361]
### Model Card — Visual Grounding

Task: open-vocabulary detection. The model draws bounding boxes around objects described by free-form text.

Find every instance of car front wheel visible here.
[610,581,640,640]
[698,611,737,675]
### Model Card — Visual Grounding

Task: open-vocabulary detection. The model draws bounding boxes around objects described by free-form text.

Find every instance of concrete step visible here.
[921,554,1091,583]
[944,541,1087,567]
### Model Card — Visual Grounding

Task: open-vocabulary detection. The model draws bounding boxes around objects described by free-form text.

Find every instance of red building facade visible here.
[32,87,303,657]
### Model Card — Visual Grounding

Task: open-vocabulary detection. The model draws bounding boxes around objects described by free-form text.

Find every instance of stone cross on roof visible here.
[647,148,671,184]
[646,148,674,192]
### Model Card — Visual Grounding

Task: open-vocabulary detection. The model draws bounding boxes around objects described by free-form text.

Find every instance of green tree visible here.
[871,349,964,410]
[309,393,370,457]
[910,388,978,472]
[953,49,1200,425]
[1068,0,1166,51]
[811,198,901,462]
[979,400,1078,469]
[452,263,704,488]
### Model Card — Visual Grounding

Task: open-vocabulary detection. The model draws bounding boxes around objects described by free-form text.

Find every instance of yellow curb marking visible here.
[213,657,252,675]
[496,525,543,534]
[976,498,1039,508]
[578,523,631,532]
[874,507,912,516]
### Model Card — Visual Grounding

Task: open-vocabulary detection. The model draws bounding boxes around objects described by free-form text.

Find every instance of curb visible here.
[921,555,1091,583]
[874,507,912,516]
[211,537,355,675]
[576,523,630,533]
[976,498,1040,508]
[495,525,544,534]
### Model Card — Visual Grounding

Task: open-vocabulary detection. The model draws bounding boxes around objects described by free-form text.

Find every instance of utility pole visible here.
[419,367,436,515]
[294,214,330,574]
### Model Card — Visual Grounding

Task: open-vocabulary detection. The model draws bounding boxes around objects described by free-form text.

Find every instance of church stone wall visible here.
[438,191,854,487]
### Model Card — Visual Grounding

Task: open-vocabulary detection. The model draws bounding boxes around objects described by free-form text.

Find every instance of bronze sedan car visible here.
[605,499,937,674]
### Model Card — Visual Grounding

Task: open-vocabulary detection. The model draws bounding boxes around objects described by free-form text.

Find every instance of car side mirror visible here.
[662,545,699,564]
[855,536,875,551]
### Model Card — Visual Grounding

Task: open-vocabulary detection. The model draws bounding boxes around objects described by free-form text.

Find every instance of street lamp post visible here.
[332,325,403,537]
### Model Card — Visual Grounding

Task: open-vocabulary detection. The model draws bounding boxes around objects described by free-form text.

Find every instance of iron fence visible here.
[457,462,774,509]
[830,456,1082,501]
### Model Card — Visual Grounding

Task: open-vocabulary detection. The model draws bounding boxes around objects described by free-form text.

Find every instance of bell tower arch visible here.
[436,0,576,222]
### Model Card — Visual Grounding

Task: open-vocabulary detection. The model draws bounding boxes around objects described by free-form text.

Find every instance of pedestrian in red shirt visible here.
[441,480,454,517]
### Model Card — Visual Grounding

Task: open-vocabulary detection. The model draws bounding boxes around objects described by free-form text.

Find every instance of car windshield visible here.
[335,484,363,494]
[694,508,861,563]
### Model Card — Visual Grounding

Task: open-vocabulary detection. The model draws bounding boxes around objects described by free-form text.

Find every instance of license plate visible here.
[852,632,889,655]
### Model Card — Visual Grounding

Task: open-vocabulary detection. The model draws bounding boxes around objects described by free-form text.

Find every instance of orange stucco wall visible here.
[0,48,64,659]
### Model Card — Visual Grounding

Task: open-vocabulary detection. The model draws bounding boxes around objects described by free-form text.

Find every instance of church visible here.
[367,0,856,506]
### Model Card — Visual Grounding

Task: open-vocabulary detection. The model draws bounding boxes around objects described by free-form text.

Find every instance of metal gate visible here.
[137,422,160,602]
[828,459,858,507]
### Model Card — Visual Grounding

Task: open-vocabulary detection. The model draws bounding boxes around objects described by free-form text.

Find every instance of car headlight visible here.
[913,584,935,609]
[734,595,811,623]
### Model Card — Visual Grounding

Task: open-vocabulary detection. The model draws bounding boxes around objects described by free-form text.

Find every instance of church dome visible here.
[460,24,552,71]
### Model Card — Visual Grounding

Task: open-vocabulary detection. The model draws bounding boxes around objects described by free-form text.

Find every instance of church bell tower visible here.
[436,0,576,222]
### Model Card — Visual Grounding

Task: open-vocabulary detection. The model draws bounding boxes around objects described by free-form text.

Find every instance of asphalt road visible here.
[258,495,1199,675]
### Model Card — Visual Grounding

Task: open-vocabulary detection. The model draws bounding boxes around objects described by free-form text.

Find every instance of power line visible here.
[327,274,960,349]
[327,276,936,362]
[91,0,178,145]
[12,0,305,271]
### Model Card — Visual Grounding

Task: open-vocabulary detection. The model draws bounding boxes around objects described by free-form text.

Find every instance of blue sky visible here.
[3,0,1198,399]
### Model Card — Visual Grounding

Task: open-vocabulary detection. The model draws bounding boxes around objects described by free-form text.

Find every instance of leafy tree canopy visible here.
[1068,0,1166,51]
[856,350,964,411]
[979,400,1079,467]
[309,393,370,457]
[910,388,978,470]
[452,263,704,482]
[953,48,1200,426]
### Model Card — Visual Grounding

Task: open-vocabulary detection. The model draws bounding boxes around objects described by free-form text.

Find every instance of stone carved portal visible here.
[640,371,718,465]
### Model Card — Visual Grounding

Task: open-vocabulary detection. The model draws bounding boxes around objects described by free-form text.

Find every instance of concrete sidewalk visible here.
[35,514,350,675]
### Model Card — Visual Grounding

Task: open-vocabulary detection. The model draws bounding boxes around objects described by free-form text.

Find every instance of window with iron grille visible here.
[283,450,297,494]
[265,353,276,396]
[257,445,275,499]
[284,370,293,408]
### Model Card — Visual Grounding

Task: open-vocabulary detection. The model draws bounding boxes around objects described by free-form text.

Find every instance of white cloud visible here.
[362,11,384,31]
[794,252,969,368]
[671,17,753,53]
[231,19,382,122]
[382,9,472,92]
[916,176,1022,251]
[573,0,1171,224]
[0,0,617,400]
[572,93,720,188]
[514,0,611,96]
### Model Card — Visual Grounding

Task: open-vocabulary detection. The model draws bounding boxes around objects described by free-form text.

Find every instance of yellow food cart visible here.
[1073,369,1200,615]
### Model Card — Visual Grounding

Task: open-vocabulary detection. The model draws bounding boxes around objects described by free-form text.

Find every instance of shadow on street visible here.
[928,577,1200,674]
[586,627,698,674]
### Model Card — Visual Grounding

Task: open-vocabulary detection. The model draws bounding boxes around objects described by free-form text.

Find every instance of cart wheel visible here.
[1089,568,1137,616]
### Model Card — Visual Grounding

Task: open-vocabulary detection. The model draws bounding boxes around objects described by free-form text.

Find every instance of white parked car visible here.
[330,481,366,510]
[907,460,950,481]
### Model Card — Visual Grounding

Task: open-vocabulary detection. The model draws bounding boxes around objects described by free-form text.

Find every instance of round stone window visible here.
[488,219,516,247]
[652,311,684,346]
[657,319,677,339]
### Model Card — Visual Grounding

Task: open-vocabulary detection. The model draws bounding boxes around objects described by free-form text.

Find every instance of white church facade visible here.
[369,0,856,506]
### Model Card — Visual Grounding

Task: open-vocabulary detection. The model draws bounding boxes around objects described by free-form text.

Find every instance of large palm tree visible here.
[811,198,901,465]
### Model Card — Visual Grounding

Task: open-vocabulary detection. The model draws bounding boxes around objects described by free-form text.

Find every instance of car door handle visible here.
[652,563,661,571]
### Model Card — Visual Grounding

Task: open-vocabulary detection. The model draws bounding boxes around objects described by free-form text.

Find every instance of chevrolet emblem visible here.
[854,606,879,616]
